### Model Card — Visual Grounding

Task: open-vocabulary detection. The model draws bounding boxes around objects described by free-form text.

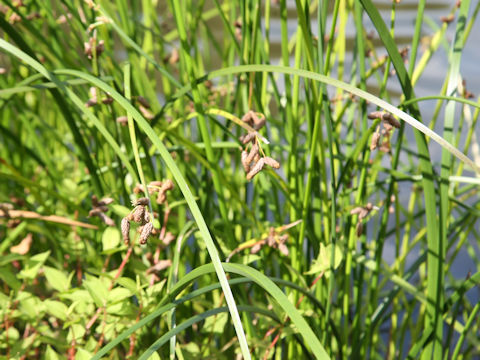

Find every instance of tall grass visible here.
[1,0,479,359]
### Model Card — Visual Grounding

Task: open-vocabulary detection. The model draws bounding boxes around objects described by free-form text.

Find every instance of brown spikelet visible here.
[246,158,265,180]
[241,150,250,172]
[134,197,150,206]
[162,232,176,246]
[267,227,276,247]
[149,181,163,187]
[143,210,150,224]
[121,218,130,244]
[241,132,256,145]
[11,233,33,255]
[251,242,263,254]
[278,243,289,256]
[139,105,154,120]
[147,259,172,274]
[356,222,364,237]
[98,212,115,227]
[245,143,259,164]
[370,129,380,151]
[136,96,150,109]
[132,206,145,223]
[367,111,384,120]
[241,111,254,126]
[98,197,114,206]
[161,179,174,191]
[441,14,454,24]
[263,157,280,169]
[251,112,266,130]
[156,192,166,204]
[382,113,400,128]
[116,116,128,125]
[139,222,153,245]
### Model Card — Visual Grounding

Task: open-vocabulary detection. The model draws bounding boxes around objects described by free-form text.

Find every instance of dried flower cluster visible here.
[88,195,115,226]
[239,111,280,181]
[84,36,105,59]
[85,87,112,107]
[250,227,289,256]
[121,197,154,245]
[133,179,174,204]
[368,111,400,153]
[135,96,154,119]
[350,202,378,236]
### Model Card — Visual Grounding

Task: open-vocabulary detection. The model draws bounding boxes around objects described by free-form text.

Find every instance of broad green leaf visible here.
[45,345,60,360]
[67,324,86,343]
[107,287,133,303]
[44,300,68,321]
[146,352,161,360]
[102,227,121,252]
[305,243,343,278]
[18,292,44,319]
[75,348,92,360]
[83,276,108,307]
[18,250,50,280]
[203,312,228,334]
[0,267,22,290]
[117,277,138,294]
[44,266,70,292]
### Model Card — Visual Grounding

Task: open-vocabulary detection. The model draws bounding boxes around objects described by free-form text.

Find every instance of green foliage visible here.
[1,0,480,359]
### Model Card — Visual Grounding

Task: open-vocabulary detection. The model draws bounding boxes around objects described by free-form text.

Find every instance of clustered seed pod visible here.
[146,259,172,274]
[121,217,130,244]
[367,111,400,154]
[88,195,115,226]
[241,110,266,130]
[134,197,150,206]
[116,116,128,126]
[350,203,378,237]
[139,222,153,245]
[84,37,105,59]
[246,158,265,181]
[249,226,290,256]
[139,105,154,120]
[132,205,145,223]
[132,180,175,204]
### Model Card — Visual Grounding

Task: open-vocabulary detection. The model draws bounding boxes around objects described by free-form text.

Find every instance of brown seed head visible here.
[382,113,400,128]
[139,105,154,119]
[143,210,150,224]
[245,143,259,164]
[134,197,150,206]
[147,259,172,274]
[246,158,265,181]
[241,150,250,172]
[121,218,130,244]
[139,222,153,244]
[136,96,150,109]
[263,157,280,169]
[132,206,145,223]
[162,232,176,246]
[98,212,115,226]
[116,116,128,125]
[161,179,174,191]
[98,197,114,206]
[240,132,256,145]
[156,192,166,204]
[278,243,289,256]
[356,222,364,237]
[370,130,380,151]
[367,111,384,120]
[251,242,263,254]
